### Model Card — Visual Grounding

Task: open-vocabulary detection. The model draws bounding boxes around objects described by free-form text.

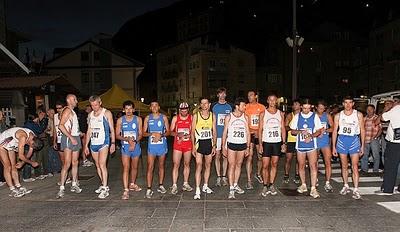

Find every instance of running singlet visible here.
[0,127,33,151]
[287,112,297,143]
[245,103,265,131]
[338,110,360,136]
[147,114,167,146]
[212,102,232,138]
[174,114,192,147]
[63,108,80,136]
[88,108,110,146]
[195,112,213,141]
[262,109,282,143]
[296,112,317,150]
[227,113,247,144]
[121,115,139,145]
[54,113,62,143]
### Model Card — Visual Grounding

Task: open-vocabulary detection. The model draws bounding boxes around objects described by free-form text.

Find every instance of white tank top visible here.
[54,113,62,143]
[0,127,33,151]
[262,109,282,143]
[88,108,107,145]
[63,108,80,136]
[227,113,247,144]
[338,110,360,136]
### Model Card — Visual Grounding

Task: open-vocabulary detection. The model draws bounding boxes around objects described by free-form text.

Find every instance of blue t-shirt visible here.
[212,102,232,138]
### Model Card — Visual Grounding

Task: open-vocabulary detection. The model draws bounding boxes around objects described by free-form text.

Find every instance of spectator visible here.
[380,100,394,165]
[46,108,61,175]
[361,105,382,174]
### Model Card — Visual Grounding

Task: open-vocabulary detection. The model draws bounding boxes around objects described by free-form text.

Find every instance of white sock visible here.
[326,181,330,185]
[344,184,349,188]
[233,183,238,187]
[15,184,21,188]
[72,181,77,187]
[183,182,188,185]
[60,185,65,190]
[172,184,177,187]
[203,184,208,189]
[9,186,15,191]
[196,187,200,194]
[230,185,234,191]
[311,186,316,191]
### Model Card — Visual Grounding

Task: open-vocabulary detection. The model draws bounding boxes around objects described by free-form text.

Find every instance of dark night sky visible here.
[6,0,180,59]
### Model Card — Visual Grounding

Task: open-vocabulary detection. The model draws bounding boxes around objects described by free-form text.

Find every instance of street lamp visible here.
[138,97,144,116]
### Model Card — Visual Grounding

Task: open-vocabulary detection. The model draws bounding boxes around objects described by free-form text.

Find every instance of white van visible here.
[370,90,400,113]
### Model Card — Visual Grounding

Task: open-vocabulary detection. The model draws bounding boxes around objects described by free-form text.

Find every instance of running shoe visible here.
[0,181,5,187]
[129,183,142,192]
[255,174,263,184]
[98,186,109,199]
[310,188,320,199]
[18,186,32,195]
[70,184,82,193]
[234,185,245,194]
[283,175,290,184]
[170,185,178,195]
[37,175,47,180]
[245,181,254,190]
[47,173,54,177]
[228,190,235,199]
[221,177,229,186]
[269,184,278,196]
[82,159,94,167]
[352,189,361,200]
[121,189,129,200]
[202,185,214,194]
[9,188,24,198]
[324,182,333,193]
[339,186,351,195]
[182,183,193,192]
[22,178,36,183]
[145,189,153,199]
[95,185,102,194]
[297,184,308,194]
[66,178,72,184]
[194,192,201,200]
[261,186,269,197]
[215,177,222,187]
[157,185,167,194]
[56,188,65,199]
[293,175,301,184]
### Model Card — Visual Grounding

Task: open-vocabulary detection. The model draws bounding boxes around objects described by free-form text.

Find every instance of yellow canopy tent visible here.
[78,84,152,115]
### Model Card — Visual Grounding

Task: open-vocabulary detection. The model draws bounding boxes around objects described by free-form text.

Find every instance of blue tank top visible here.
[148,114,167,147]
[212,102,232,138]
[296,112,317,150]
[317,112,330,148]
[121,116,139,145]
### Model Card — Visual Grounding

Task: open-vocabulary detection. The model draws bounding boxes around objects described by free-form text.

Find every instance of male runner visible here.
[115,100,143,200]
[316,100,334,192]
[192,97,217,200]
[284,99,301,184]
[259,94,286,196]
[57,94,83,198]
[0,127,42,197]
[332,96,365,200]
[245,90,265,188]
[143,101,170,198]
[84,96,115,199]
[290,98,323,198]
[170,102,193,194]
[212,87,232,186]
[222,97,250,199]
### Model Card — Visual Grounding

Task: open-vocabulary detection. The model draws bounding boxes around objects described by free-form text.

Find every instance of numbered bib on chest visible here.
[341,123,356,136]
[250,115,260,127]
[393,127,400,141]
[299,128,312,142]
[56,129,63,143]
[123,131,136,145]
[268,127,280,138]
[217,114,226,126]
[199,129,212,140]
[321,122,328,134]
[150,132,164,145]
[177,128,190,141]
[91,128,105,145]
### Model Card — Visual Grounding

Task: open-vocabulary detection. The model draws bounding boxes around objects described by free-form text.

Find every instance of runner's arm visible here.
[191,113,197,150]
[142,116,150,137]
[105,110,116,144]
[58,108,73,139]
[212,113,217,147]
[52,119,57,145]
[115,117,125,141]
[221,114,230,148]
[163,115,171,137]
[280,112,287,143]
[258,111,264,146]
[169,116,177,137]
[358,112,366,151]
[245,115,251,148]
[331,114,340,150]
[16,132,35,165]
[285,113,292,131]
[325,113,334,133]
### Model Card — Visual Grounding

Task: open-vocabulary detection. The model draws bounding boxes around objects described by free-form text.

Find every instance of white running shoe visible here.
[56,188,65,199]
[352,190,361,200]
[23,178,36,183]
[9,188,24,198]
[310,188,320,199]
[221,177,228,186]
[70,184,82,193]
[95,185,103,194]
[202,185,214,194]
[145,189,153,199]
[98,187,109,199]
[339,186,351,195]
[18,186,32,195]
[182,183,193,192]
[297,184,308,194]
[194,193,201,200]
[234,185,245,194]
[157,185,167,194]
[170,185,178,195]
[228,190,235,199]
[261,186,269,197]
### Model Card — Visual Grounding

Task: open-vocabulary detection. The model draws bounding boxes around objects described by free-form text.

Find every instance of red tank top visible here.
[173,114,192,148]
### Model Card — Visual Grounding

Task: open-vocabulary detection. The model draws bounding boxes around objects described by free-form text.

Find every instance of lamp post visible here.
[139,97,144,116]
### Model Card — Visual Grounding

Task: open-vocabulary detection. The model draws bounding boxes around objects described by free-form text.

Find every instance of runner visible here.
[0,127,42,197]
[316,100,334,192]
[284,99,301,184]
[332,96,365,200]
[143,101,170,198]
[259,94,286,196]
[57,94,83,198]
[290,98,323,198]
[170,102,193,195]
[192,97,217,200]
[245,90,265,188]
[84,96,115,199]
[212,87,232,186]
[115,100,143,200]
[222,97,250,199]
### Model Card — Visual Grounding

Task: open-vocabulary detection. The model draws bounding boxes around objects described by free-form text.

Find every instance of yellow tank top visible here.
[287,112,297,143]
[195,111,213,141]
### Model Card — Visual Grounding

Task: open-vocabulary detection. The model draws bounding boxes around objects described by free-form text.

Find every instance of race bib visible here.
[393,127,400,141]
[268,127,280,138]
[177,128,190,141]
[250,115,259,127]
[123,131,136,145]
[299,128,312,142]
[341,125,355,136]
[150,132,164,145]
[217,114,226,126]
[199,129,212,140]
[233,129,245,138]
[56,130,63,143]
[321,122,328,135]
[91,128,105,145]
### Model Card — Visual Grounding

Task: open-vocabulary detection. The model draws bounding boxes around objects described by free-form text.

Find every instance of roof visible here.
[0,75,64,89]
[46,40,144,67]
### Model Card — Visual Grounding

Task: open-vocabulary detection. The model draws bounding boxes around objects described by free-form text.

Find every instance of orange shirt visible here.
[245,102,266,131]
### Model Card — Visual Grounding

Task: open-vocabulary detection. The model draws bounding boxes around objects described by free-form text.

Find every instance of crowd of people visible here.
[0,87,399,200]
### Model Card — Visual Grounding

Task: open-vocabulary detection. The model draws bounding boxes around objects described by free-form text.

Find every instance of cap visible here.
[179,102,189,109]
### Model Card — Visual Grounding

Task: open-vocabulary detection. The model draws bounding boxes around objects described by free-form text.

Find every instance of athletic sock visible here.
[15,184,21,188]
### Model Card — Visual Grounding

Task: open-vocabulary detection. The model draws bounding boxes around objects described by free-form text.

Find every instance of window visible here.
[81,51,89,61]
